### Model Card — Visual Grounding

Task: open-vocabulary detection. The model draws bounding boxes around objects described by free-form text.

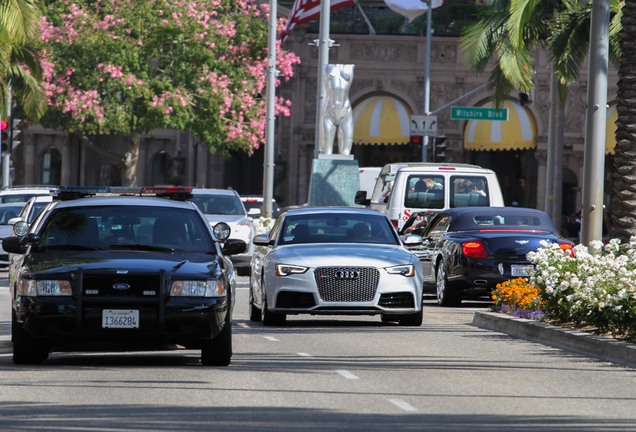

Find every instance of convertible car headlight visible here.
[18,279,72,296]
[385,264,416,277]
[275,264,308,276]
[170,280,226,297]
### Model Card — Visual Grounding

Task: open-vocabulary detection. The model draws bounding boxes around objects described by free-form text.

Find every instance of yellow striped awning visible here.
[606,104,617,155]
[353,95,412,145]
[464,100,537,151]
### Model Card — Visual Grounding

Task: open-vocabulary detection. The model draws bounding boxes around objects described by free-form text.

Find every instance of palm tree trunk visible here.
[612,1,636,242]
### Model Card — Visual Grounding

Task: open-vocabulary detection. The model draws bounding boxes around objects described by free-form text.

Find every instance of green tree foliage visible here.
[38,0,300,156]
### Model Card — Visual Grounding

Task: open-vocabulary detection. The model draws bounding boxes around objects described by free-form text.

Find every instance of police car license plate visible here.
[511,264,534,277]
[102,309,139,328]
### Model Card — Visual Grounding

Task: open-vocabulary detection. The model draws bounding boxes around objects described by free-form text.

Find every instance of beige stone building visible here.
[9,23,618,231]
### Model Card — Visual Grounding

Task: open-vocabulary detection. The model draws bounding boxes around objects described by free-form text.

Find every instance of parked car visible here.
[410,207,574,307]
[3,186,246,366]
[0,203,27,267]
[249,207,424,326]
[0,185,56,203]
[191,188,255,276]
[240,195,281,219]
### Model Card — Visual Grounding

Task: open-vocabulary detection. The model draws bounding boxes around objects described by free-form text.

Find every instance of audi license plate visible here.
[102,309,139,328]
[511,264,534,277]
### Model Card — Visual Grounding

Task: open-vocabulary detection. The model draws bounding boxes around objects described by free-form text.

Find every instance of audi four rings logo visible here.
[335,270,360,279]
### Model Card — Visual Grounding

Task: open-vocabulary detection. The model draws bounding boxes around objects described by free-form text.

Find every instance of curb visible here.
[473,311,636,369]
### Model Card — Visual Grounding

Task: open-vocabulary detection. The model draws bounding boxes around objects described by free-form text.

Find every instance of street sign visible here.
[450,106,508,121]
[410,115,437,136]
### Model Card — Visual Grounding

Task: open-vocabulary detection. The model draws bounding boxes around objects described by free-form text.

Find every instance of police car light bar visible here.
[56,186,193,200]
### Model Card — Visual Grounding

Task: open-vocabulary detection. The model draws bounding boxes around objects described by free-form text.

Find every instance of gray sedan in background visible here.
[249,207,424,326]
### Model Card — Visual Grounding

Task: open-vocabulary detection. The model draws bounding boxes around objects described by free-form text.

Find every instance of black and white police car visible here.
[3,186,245,366]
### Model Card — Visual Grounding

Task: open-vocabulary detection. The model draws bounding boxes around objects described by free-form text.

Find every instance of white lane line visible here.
[297,352,313,357]
[388,399,418,412]
[336,369,359,380]
[264,336,279,341]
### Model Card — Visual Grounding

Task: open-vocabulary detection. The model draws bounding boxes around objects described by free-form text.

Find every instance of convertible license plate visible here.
[511,264,534,277]
[102,309,139,328]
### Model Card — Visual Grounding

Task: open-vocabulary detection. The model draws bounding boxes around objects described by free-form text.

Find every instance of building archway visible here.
[351,94,414,166]
[150,151,173,185]
[41,148,62,185]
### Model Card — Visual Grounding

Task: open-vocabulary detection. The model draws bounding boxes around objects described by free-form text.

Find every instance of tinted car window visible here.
[279,213,398,245]
[192,194,245,216]
[37,206,214,253]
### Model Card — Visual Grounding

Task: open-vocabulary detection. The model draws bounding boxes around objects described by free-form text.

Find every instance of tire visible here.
[261,295,286,326]
[12,310,49,365]
[249,288,262,322]
[399,308,423,326]
[436,261,462,307]
[201,320,232,366]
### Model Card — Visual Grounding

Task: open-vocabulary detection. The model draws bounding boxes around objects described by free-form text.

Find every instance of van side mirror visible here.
[354,190,370,206]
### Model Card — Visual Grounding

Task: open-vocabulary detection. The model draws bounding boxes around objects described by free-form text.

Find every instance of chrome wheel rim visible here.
[436,264,446,304]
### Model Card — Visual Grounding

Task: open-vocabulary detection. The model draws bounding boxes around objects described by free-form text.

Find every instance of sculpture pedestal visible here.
[308,155,360,206]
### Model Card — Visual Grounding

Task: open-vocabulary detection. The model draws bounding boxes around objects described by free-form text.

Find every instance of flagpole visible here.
[314,0,331,159]
[263,0,278,218]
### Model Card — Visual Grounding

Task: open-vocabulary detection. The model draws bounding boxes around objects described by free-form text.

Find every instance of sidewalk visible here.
[473,311,636,369]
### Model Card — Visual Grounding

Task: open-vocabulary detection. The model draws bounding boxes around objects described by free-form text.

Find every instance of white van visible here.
[358,167,382,197]
[356,162,504,230]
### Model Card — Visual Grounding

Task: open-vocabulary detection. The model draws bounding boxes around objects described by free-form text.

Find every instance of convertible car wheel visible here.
[436,262,462,307]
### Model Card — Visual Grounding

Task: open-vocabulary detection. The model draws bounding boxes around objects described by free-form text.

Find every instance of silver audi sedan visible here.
[249,207,424,326]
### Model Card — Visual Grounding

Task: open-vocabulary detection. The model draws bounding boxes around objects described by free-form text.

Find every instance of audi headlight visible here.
[18,279,72,296]
[170,280,226,297]
[275,264,308,276]
[385,264,416,277]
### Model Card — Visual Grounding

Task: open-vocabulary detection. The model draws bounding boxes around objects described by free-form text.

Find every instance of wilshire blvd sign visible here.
[451,106,508,121]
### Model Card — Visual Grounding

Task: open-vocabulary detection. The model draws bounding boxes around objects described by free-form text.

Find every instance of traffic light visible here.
[11,119,22,149]
[409,135,423,162]
[0,119,8,152]
[433,136,447,162]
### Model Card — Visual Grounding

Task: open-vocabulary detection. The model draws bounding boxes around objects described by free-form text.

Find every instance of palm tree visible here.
[612,1,636,242]
[460,0,621,234]
[0,0,47,120]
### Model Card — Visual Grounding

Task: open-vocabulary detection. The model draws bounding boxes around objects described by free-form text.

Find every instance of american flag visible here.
[280,0,355,42]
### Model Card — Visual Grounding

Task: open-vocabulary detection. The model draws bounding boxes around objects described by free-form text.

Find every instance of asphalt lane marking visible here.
[297,352,313,357]
[388,399,418,412]
[237,322,250,329]
[264,336,279,341]
[336,369,359,380]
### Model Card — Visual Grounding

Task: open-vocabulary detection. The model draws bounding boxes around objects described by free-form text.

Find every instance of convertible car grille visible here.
[82,274,161,297]
[314,267,379,302]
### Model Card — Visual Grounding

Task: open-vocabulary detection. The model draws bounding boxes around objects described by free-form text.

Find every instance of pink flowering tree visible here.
[37,0,300,177]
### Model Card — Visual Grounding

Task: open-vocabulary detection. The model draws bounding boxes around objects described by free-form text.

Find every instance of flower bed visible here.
[492,239,636,341]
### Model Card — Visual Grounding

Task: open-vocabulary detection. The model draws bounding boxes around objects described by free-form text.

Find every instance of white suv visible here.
[191,188,255,276]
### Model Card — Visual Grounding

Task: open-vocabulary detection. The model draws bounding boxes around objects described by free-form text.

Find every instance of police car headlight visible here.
[19,279,72,296]
[170,280,226,297]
